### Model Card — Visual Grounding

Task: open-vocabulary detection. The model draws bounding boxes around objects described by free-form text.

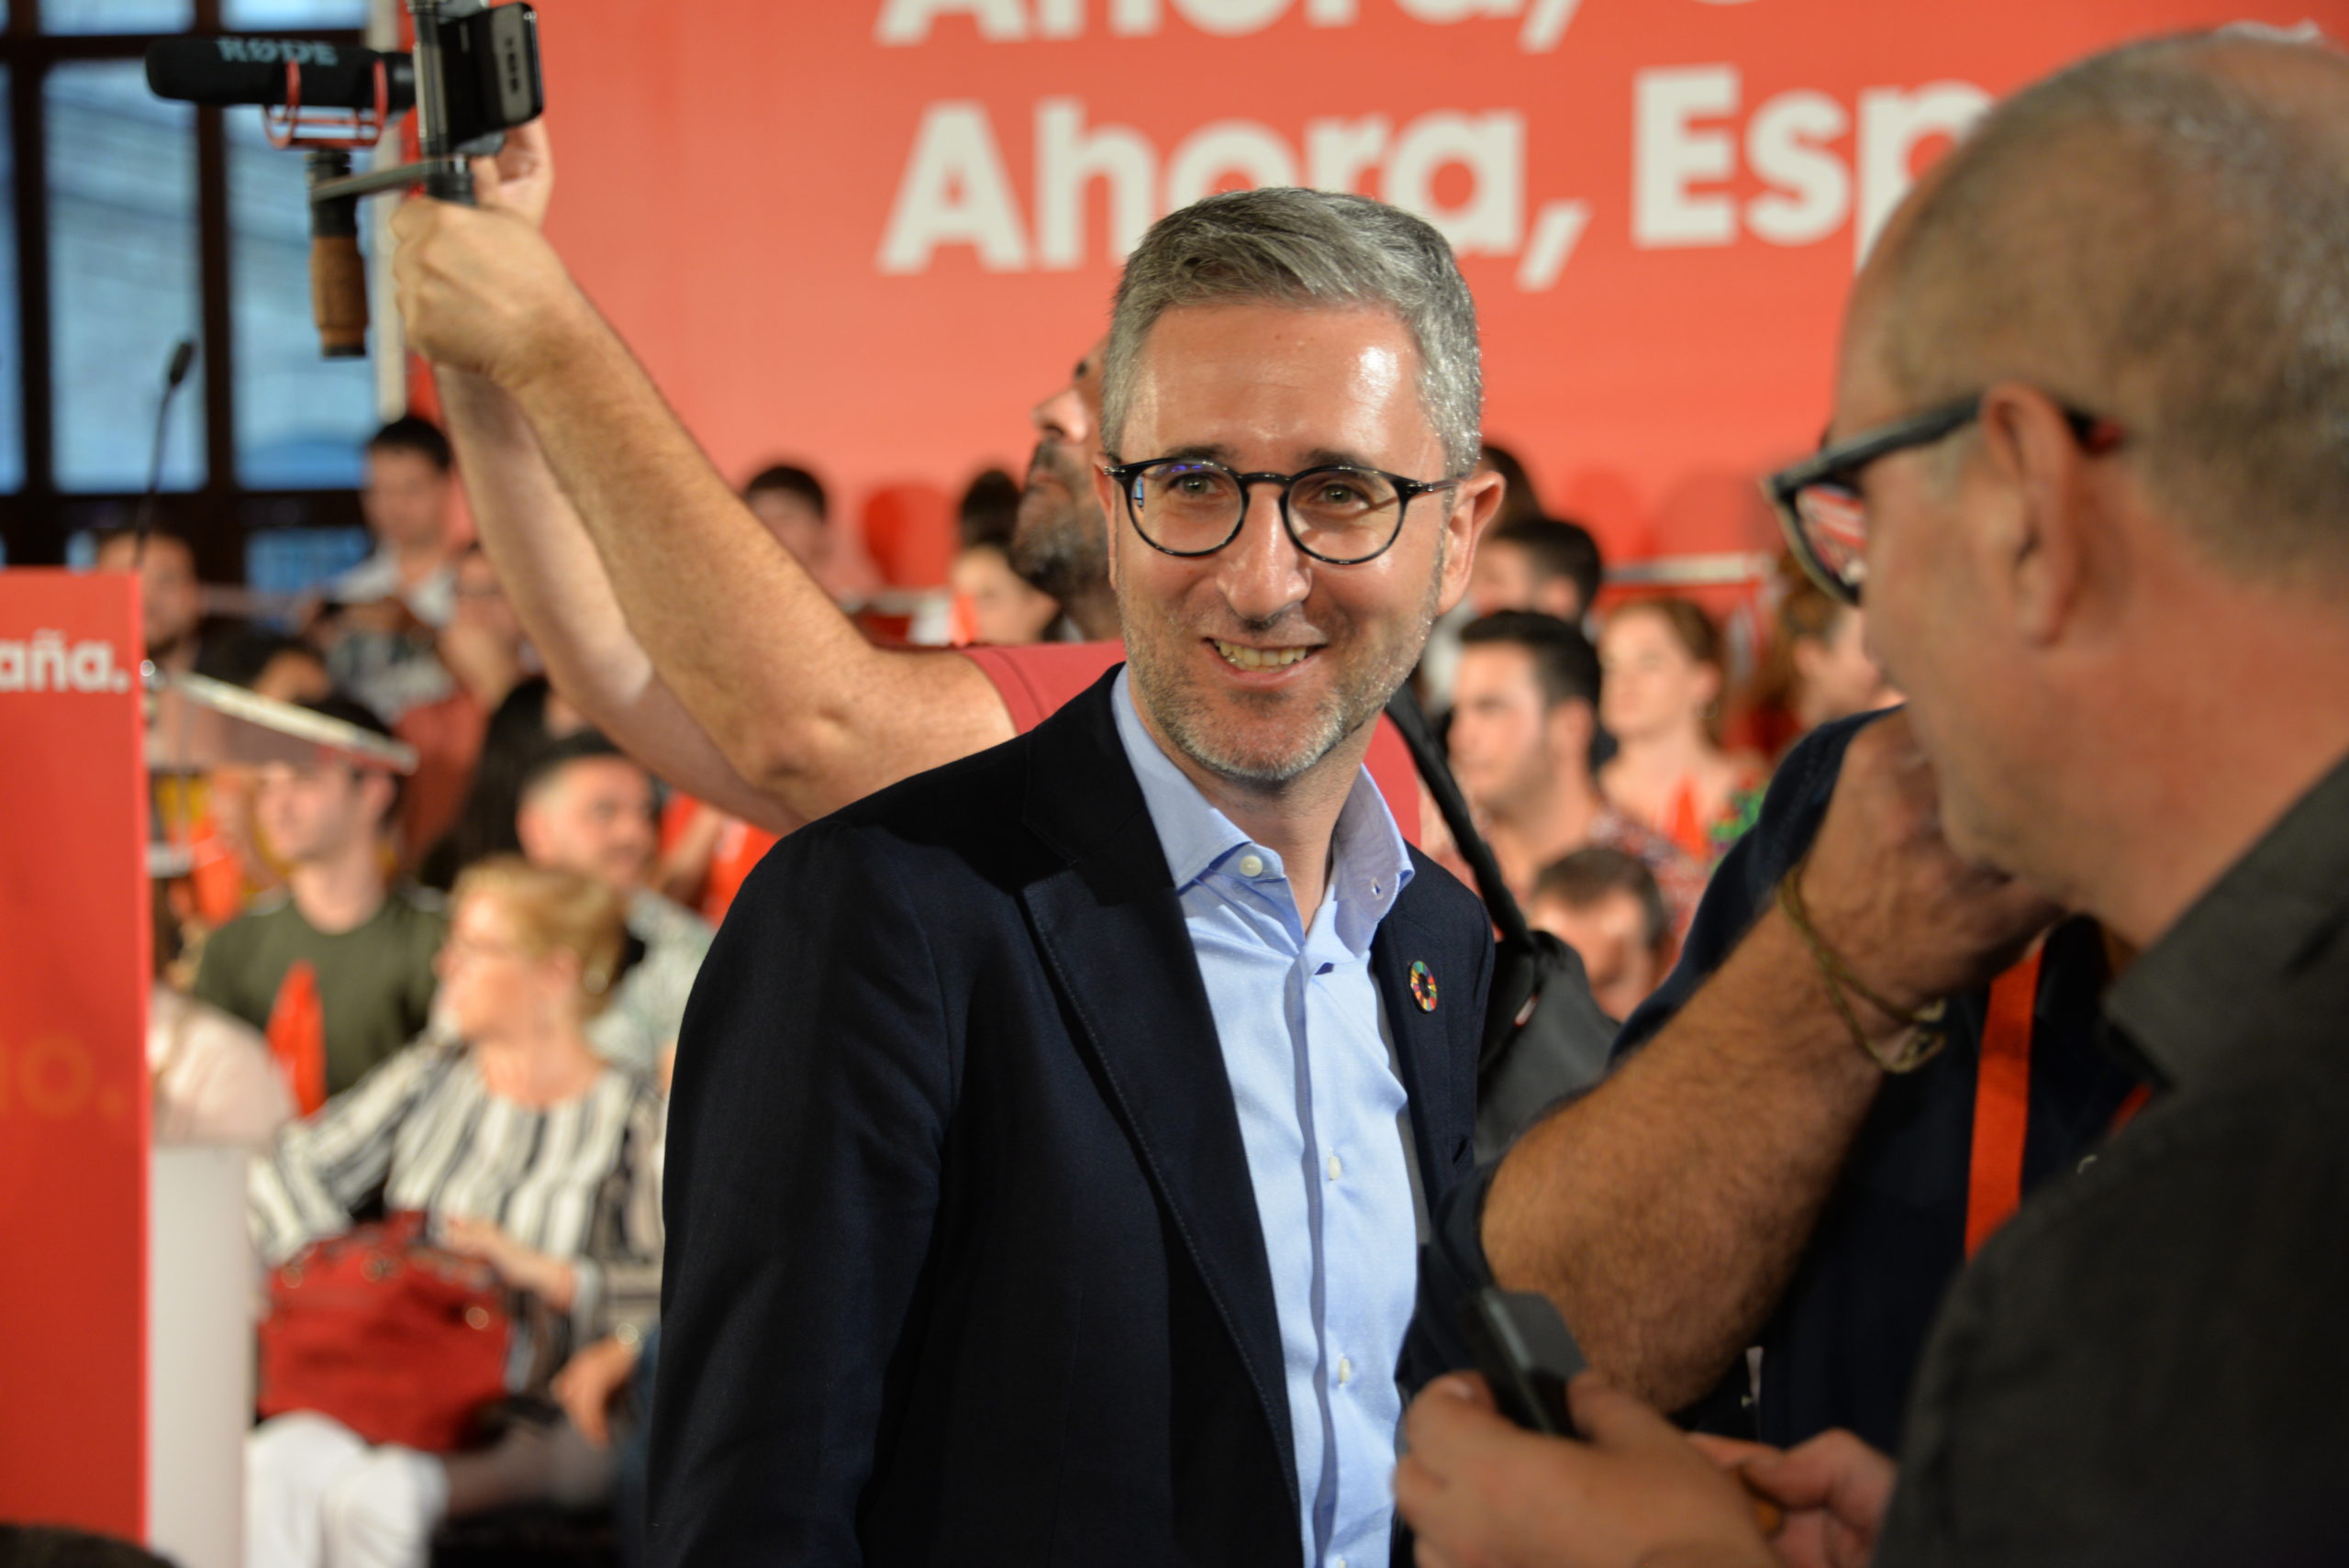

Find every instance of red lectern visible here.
[0,570,152,1537]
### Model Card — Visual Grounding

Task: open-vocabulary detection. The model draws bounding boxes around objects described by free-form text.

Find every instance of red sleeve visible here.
[956,642,1127,733]
[957,640,1420,847]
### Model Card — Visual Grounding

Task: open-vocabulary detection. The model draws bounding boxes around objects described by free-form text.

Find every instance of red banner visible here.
[528,0,2332,577]
[0,572,150,1538]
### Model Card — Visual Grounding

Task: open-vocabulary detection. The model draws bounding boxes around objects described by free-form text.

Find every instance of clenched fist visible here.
[390,118,591,389]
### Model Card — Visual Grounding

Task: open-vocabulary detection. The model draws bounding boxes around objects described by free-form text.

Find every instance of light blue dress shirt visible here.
[1111,672,1421,1568]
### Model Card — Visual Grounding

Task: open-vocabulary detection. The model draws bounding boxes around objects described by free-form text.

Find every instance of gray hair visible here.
[1879,29,2349,581]
[1102,188,1483,478]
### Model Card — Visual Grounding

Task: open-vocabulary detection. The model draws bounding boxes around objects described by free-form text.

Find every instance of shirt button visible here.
[1327,1153,1342,1182]
[1238,852,1265,878]
[1338,1357,1353,1385]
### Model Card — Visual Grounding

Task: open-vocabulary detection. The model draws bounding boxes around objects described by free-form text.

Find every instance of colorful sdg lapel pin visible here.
[1408,960,1438,1013]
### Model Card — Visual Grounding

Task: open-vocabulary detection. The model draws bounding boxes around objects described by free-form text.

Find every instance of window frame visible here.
[3,0,373,581]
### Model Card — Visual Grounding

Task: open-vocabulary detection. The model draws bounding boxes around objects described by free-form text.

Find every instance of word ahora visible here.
[880,98,1563,280]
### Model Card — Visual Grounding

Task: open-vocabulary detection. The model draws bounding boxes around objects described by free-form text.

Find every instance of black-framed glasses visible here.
[1102,457,1465,566]
[1762,395,2113,606]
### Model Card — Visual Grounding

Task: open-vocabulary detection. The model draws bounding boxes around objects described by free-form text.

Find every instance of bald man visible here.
[1399,28,2349,1567]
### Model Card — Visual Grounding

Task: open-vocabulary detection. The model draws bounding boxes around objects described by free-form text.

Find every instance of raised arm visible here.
[406,128,796,828]
[391,129,1014,826]
[440,366,801,830]
[1478,716,2058,1410]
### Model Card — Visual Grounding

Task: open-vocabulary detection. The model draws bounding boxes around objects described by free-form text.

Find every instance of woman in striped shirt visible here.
[247,857,665,1568]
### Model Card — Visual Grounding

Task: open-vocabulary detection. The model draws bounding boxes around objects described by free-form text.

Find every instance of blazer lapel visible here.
[1015,674,1299,1507]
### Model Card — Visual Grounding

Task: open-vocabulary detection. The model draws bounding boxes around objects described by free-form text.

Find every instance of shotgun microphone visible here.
[145,37,417,115]
[133,339,198,568]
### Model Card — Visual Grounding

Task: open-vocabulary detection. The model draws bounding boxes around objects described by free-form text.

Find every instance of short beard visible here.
[1009,442,1108,607]
[1128,539,1446,790]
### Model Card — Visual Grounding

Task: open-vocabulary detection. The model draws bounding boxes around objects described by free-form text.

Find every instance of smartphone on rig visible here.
[437,2,543,153]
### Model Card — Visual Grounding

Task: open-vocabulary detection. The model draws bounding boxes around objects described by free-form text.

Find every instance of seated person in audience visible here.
[1598,596,1768,862]
[417,674,588,889]
[395,544,532,870]
[317,417,464,724]
[196,627,334,706]
[743,461,881,604]
[515,732,712,1076]
[192,695,445,1106]
[247,857,664,1568]
[329,417,464,629]
[149,881,293,1149]
[1750,554,1902,757]
[159,628,335,928]
[946,463,1065,647]
[1448,610,1702,929]
[1466,513,1605,625]
[950,538,1063,647]
[92,527,208,678]
[743,462,827,573]
[1528,848,1675,1025]
[1474,440,1548,529]
[956,464,1021,543]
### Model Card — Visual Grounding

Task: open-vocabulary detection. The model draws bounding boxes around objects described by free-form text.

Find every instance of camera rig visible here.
[147,0,543,358]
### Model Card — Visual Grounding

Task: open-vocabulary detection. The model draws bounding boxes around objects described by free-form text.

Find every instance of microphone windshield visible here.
[145,37,414,115]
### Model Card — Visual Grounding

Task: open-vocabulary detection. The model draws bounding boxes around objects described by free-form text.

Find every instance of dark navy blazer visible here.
[650,670,1493,1566]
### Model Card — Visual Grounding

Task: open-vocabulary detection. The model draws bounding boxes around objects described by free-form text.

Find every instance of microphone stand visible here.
[132,338,198,569]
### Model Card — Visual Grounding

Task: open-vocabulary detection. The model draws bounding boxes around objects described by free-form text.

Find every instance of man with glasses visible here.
[1395,80,2169,1496]
[1395,254,2142,1478]
[1400,28,2349,1567]
[627,188,1499,1565]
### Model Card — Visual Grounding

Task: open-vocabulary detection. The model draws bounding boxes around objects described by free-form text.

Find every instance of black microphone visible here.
[133,339,198,568]
[145,37,416,116]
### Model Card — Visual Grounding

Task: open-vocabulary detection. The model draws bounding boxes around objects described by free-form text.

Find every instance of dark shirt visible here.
[1876,750,2349,1566]
[1412,714,2143,1452]
[191,885,446,1096]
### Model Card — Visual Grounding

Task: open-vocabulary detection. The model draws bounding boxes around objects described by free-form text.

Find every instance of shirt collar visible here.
[2105,745,2349,1093]
[1109,669,1412,951]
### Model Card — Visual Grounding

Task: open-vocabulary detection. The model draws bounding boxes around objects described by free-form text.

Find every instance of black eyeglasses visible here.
[1762,395,2115,606]
[1101,457,1465,566]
